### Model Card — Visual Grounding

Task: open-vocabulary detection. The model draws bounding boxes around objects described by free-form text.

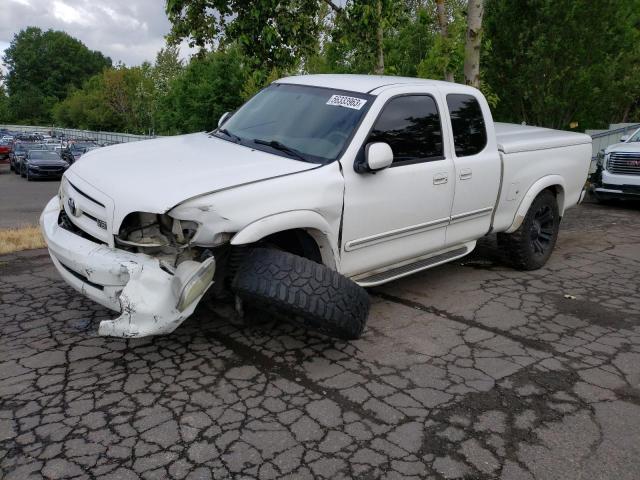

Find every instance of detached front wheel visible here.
[233,248,370,340]
[498,190,560,270]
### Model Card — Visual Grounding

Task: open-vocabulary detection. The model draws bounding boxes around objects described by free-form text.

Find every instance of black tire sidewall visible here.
[502,190,560,270]
[233,248,370,340]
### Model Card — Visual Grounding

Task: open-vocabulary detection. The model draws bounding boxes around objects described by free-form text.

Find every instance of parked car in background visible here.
[9,143,30,173]
[592,127,640,201]
[42,74,592,339]
[21,149,69,180]
[11,143,48,174]
[44,143,63,155]
[0,141,12,160]
[61,142,97,164]
[16,133,43,142]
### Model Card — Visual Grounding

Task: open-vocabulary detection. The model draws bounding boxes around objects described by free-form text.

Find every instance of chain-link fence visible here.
[0,124,159,145]
[587,123,640,157]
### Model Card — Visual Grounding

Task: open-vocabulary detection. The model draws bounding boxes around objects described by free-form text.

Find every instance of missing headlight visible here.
[116,212,199,250]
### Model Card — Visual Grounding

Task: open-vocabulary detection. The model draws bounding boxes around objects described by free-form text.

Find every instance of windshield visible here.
[30,151,60,160]
[218,83,372,164]
[627,129,640,142]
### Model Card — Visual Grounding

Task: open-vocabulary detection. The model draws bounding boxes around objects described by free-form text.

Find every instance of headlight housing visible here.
[171,257,216,311]
[116,212,200,249]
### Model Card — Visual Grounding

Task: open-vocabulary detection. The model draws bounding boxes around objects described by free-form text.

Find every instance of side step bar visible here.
[354,246,470,288]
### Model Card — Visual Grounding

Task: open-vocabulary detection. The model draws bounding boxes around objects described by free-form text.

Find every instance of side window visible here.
[447,94,487,157]
[368,95,443,164]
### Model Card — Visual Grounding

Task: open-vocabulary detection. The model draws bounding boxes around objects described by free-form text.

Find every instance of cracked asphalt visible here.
[1,199,640,479]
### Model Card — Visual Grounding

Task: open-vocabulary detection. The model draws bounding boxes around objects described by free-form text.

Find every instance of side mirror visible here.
[356,142,393,173]
[620,135,630,142]
[218,112,230,128]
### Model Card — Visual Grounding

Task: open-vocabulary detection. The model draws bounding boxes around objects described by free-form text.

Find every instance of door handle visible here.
[460,168,472,180]
[433,173,448,185]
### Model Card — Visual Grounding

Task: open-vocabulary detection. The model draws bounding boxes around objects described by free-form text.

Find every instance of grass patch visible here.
[0,225,46,255]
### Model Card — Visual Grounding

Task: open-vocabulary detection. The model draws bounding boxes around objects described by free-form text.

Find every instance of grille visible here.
[61,179,112,244]
[58,210,105,245]
[608,152,640,175]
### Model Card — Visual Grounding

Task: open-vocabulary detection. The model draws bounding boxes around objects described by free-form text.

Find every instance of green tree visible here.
[156,47,248,134]
[484,0,640,130]
[152,45,184,94]
[0,84,10,123]
[54,65,156,134]
[165,0,322,72]
[321,0,406,74]
[3,27,111,122]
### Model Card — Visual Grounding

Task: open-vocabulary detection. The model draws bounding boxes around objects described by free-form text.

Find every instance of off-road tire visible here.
[232,248,370,340]
[498,189,560,271]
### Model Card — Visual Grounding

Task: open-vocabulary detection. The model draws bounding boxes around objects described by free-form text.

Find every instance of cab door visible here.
[339,87,456,278]
[443,91,501,246]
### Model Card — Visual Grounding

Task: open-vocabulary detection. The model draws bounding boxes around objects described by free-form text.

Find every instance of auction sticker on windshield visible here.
[326,95,367,110]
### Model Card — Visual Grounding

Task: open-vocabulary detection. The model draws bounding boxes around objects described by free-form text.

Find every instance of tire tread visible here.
[233,248,370,339]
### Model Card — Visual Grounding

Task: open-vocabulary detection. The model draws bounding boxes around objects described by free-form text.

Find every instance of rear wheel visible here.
[233,248,370,340]
[498,190,560,270]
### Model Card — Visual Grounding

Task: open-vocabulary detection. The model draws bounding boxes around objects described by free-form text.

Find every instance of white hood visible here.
[605,142,640,154]
[67,132,317,222]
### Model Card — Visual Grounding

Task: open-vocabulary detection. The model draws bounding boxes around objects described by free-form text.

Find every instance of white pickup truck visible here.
[592,126,640,201]
[40,75,592,339]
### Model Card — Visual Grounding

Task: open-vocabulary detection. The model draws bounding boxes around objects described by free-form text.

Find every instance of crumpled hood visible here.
[605,142,640,154]
[67,132,317,218]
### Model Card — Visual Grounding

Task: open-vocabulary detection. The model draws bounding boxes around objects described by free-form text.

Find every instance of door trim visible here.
[345,206,493,252]
[344,216,450,252]
[449,206,493,224]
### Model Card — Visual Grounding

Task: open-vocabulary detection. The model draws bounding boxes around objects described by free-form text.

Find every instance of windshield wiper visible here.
[253,139,309,162]
[215,128,241,143]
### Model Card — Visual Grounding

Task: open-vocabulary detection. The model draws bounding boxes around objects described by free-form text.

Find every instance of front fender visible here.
[231,210,338,269]
[505,175,566,233]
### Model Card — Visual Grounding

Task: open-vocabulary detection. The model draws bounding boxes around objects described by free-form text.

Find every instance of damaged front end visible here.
[97,254,216,338]
[41,197,217,338]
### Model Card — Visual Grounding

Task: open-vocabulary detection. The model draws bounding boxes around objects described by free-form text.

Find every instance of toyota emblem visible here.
[67,197,78,216]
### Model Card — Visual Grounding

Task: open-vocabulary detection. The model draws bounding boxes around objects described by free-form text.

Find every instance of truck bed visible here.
[491,122,592,234]
[495,122,591,154]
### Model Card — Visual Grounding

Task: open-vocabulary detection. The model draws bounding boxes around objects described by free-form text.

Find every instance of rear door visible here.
[443,91,501,246]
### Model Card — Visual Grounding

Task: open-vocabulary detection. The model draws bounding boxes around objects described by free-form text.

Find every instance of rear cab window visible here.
[367,95,444,166]
[446,94,487,157]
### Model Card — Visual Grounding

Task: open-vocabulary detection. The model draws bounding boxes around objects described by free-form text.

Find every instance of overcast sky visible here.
[1,0,192,68]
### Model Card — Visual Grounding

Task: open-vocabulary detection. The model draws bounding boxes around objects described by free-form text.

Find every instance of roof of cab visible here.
[275,74,465,94]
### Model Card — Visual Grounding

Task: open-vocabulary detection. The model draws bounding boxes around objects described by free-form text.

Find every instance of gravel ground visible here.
[1,200,639,480]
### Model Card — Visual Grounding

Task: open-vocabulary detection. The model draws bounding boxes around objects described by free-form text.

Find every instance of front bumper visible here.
[40,196,215,337]
[28,167,66,178]
[594,183,640,198]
